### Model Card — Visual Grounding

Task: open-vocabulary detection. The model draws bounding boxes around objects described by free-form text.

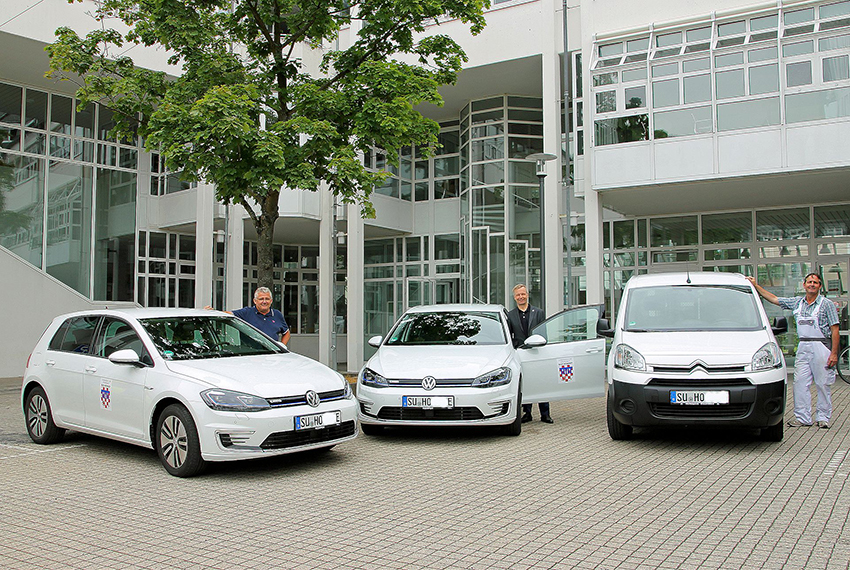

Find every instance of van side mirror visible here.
[771,316,788,335]
[597,318,615,338]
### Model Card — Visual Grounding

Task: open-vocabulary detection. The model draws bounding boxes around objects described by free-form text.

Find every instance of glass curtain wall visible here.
[460,95,544,307]
[1,81,139,301]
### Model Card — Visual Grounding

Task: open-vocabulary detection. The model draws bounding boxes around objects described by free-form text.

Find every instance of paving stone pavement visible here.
[0,375,848,570]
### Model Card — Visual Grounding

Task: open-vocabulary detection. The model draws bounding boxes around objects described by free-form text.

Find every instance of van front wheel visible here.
[607,398,632,440]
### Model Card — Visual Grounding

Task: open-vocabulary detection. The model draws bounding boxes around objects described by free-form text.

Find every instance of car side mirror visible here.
[597,318,615,338]
[276,341,289,351]
[108,349,144,367]
[368,335,383,348]
[521,334,547,348]
[771,316,788,335]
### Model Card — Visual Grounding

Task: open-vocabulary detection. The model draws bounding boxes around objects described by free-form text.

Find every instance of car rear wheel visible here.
[761,421,783,442]
[156,404,205,477]
[607,397,632,440]
[25,386,65,444]
[360,423,383,436]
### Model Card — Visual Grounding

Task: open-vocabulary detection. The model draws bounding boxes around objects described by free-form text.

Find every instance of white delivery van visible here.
[600,272,788,441]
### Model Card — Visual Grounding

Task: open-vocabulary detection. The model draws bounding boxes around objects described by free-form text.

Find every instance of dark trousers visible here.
[523,402,550,417]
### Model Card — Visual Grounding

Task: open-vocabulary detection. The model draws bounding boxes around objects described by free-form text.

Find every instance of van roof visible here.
[625,272,749,288]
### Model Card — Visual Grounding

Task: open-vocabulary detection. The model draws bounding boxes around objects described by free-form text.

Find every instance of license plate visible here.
[294,411,341,430]
[402,396,454,408]
[670,390,729,405]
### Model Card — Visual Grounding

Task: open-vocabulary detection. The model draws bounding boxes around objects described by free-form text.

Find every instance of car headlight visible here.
[342,379,353,398]
[751,342,782,371]
[614,344,646,371]
[471,367,511,387]
[361,368,388,388]
[201,389,271,412]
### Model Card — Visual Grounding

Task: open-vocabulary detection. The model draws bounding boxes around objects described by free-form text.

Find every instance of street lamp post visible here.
[525,152,558,313]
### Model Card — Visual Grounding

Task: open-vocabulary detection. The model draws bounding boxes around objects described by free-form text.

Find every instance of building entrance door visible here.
[404,277,434,309]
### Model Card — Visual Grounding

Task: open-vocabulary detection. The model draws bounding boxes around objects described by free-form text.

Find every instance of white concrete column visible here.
[542,0,562,315]
[318,183,335,367]
[226,203,245,310]
[346,202,365,373]
[194,182,215,308]
[585,187,604,304]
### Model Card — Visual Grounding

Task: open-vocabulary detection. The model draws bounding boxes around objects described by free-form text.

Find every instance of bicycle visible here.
[839,345,850,384]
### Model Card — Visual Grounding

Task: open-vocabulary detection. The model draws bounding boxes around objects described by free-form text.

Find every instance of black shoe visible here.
[541,416,554,424]
[521,413,532,423]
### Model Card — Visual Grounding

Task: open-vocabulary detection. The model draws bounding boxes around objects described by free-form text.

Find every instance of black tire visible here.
[24,386,65,444]
[360,423,384,436]
[155,404,205,477]
[761,421,784,442]
[838,346,850,384]
[607,397,632,440]
[502,390,523,436]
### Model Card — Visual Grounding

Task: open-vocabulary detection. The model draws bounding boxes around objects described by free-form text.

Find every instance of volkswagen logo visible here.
[305,390,320,407]
[421,376,437,391]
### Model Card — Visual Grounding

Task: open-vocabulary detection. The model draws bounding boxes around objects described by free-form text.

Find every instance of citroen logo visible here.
[305,390,320,407]
[421,376,437,391]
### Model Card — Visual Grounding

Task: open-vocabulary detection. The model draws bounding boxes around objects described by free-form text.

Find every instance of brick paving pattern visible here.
[0,376,847,569]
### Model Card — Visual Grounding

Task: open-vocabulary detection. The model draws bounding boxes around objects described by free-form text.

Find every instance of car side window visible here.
[94,317,150,362]
[531,306,603,344]
[53,316,101,354]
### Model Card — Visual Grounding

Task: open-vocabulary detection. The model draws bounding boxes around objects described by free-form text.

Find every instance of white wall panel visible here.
[594,144,652,186]
[787,121,850,168]
[718,130,782,174]
[654,138,715,181]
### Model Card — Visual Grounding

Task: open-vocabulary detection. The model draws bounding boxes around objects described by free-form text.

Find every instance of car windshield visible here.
[623,285,763,332]
[140,316,284,360]
[385,311,507,346]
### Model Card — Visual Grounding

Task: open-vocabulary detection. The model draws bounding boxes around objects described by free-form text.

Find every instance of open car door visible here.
[516,304,606,403]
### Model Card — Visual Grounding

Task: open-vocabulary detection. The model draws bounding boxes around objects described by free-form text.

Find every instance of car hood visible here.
[366,345,514,380]
[165,353,344,396]
[619,330,773,366]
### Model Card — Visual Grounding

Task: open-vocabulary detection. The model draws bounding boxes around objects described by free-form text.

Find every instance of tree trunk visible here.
[254,190,280,292]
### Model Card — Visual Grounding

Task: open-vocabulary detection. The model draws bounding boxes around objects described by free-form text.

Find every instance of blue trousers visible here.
[523,402,550,417]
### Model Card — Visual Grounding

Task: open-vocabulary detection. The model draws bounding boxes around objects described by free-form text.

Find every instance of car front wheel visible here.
[607,397,633,440]
[25,386,65,444]
[155,404,205,477]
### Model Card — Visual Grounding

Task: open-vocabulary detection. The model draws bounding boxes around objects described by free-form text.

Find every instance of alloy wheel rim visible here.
[159,415,188,469]
[27,395,47,438]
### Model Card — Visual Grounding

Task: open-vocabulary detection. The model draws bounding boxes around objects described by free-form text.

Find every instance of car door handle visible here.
[45,360,55,367]
[585,348,603,353]
[85,366,97,374]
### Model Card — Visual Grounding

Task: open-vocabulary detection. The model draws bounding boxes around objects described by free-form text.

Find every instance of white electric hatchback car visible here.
[22,308,357,477]
[357,304,607,435]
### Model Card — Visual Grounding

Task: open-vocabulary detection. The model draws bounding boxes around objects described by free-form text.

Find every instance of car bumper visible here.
[357,383,518,427]
[194,398,359,461]
[608,370,786,428]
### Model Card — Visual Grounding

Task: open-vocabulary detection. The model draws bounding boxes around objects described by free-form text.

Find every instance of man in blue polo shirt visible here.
[207,287,290,344]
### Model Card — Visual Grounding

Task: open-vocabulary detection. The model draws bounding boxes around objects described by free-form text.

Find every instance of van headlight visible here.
[471,367,511,387]
[201,389,271,412]
[361,368,388,387]
[614,344,646,371]
[751,342,782,371]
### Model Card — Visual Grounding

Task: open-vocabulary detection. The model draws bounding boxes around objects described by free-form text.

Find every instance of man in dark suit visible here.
[506,284,552,424]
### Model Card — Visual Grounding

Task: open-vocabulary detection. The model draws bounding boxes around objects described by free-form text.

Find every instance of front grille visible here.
[266,389,346,408]
[386,378,474,387]
[652,365,746,374]
[649,403,751,419]
[377,407,486,421]
[259,420,356,449]
[647,378,752,388]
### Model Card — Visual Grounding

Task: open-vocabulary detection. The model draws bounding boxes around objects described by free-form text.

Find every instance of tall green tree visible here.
[47,0,487,291]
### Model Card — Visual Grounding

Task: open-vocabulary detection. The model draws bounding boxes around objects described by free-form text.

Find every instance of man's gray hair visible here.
[512,283,528,293]
[254,286,272,299]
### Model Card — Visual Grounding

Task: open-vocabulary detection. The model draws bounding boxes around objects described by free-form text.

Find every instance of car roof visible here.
[625,271,750,288]
[403,303,506,314]
[53,308,234,322]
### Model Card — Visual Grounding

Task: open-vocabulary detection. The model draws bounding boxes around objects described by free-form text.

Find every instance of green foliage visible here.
[47,0,488,287]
